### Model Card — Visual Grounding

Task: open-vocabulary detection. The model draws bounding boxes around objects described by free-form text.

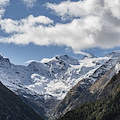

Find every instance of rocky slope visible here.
[59,67,120,120]
[50,52,120,119]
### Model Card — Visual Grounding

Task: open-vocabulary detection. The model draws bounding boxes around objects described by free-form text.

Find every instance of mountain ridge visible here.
[0,52,120,119]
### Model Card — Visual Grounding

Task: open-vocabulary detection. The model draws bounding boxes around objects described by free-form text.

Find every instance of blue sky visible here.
[0,0,120,65]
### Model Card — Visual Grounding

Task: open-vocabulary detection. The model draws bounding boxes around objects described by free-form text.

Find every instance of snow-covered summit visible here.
[0,55,11,68]
[55,55,79,65]
[41,55,79,65]
[83,53,97,60]
[106,51,120,58]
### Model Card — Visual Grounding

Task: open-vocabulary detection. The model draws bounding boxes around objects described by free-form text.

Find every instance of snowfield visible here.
[0,52,120,101]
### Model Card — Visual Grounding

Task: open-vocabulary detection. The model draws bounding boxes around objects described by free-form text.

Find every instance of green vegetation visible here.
[60,91,120,120]
[0,82,44,120]
[59,72,120,120]
[59,92,120,120]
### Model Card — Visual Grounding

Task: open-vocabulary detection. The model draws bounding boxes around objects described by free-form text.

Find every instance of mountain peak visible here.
[106,51,120,58]
[41,55,79,65]
[0,54,11,67]
[0,54,3,59]
[55,55,76,60]
[83,53,97,59]
[55,55,79,65]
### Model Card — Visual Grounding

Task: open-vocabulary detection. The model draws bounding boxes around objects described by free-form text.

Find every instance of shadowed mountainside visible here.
[0,81,43,120]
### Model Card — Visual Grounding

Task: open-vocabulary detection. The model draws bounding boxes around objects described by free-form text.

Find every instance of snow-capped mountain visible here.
[50,52,120,119]
[83,53,97,59]
[26,55,109,100]
[0,51,120,118]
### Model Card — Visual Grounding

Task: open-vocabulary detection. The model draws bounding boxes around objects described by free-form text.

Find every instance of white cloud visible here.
[104,0,120,20]
[46,0,120,20]
[74,51,91,56]
[0,0,120,53]
[0,0,9,6]
[0,15,54,33]
[0,9,5,17]
[46,0,104,20]
[0,0,9,18]
[21,0,37,8]
[0,16,103,50]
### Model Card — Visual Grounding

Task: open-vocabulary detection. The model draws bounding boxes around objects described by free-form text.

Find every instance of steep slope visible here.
[59,68,120,120]
[50,57,119,119]
[0,55,47,117]
[0,81,43,120]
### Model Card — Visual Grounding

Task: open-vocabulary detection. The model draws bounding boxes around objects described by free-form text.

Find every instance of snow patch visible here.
[115,62,120,74]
